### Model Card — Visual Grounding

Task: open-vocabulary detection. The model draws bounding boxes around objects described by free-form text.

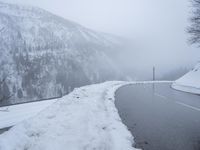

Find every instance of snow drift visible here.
[172,62,200,94]
[0,81,138,150]
[0,99,57,129]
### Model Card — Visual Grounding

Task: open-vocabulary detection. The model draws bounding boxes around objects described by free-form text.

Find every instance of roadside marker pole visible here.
[153,66,155,93]
[153,66,155,81]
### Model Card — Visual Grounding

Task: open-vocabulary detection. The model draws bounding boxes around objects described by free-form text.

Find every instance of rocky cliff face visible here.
[0,2,122,104]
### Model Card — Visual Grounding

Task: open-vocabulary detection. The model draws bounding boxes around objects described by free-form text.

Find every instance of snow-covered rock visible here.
[0,2,122,104]
[172,62,200,94]
[0,81,138,150]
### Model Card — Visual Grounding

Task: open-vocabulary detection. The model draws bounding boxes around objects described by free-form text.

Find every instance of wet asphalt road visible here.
[115,83,200,150]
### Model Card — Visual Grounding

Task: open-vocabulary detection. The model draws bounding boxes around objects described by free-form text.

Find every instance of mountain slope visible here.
[0,2,122,104]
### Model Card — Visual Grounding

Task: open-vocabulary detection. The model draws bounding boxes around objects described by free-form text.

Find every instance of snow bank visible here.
[0,100,57,129]
[172,62,200,94]
[0,81,138,150]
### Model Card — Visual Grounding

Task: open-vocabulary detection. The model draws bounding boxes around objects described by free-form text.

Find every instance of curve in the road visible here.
[115,83,200,150]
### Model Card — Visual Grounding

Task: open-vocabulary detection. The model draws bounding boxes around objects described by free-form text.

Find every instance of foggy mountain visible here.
[0,2,123,104]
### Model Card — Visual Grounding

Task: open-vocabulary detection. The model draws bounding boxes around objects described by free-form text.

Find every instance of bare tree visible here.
[188,0,200,46]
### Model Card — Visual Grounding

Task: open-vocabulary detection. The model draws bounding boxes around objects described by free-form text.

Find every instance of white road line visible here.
[154,92,200,112]
[154,93,168,100]
[176,101,200,112]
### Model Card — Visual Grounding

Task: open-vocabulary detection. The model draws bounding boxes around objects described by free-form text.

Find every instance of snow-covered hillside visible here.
[0,81,138,150]
[0,2,122,104]
[172,62,200,94]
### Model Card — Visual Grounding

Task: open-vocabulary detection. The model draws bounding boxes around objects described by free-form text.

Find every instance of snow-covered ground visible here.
[0,81,137,150]
[0,81,173,150]
[172,62,200,94]
[0,100,57,129]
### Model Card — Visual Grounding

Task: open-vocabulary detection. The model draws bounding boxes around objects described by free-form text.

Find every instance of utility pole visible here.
[153,66,155,81]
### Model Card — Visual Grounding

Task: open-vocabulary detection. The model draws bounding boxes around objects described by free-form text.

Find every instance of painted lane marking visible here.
[154,92,200,112]
[154,93,168,100]
[175,101,200,112]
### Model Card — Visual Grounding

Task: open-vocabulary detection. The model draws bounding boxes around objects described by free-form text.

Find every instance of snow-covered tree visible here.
[0,76,12,102]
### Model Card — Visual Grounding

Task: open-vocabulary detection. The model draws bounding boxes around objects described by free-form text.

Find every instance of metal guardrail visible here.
[0,81,173,108]
[0,95,63,108]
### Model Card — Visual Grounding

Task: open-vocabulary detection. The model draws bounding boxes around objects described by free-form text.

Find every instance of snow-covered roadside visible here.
[0,81,172,130]
[0,81,139,150]
[0,81,173,150]
[172,62,200,94]
[0,100,57,129]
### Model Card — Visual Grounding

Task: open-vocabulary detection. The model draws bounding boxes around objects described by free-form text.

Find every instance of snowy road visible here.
[115,83,200,150]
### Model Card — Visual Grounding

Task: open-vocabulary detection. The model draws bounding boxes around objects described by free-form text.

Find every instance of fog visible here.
[4,0,200,79]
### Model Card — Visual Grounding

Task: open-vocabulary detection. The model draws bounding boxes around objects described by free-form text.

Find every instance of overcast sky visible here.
[3,0,190,37]
[3,0,200,75]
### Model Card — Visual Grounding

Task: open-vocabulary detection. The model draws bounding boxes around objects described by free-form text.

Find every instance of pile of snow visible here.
[0,81,138,150]
[172,62,200,94]
[0,99,57,129]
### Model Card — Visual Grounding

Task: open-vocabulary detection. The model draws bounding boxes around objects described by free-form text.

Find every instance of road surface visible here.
[115,83,200,150]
